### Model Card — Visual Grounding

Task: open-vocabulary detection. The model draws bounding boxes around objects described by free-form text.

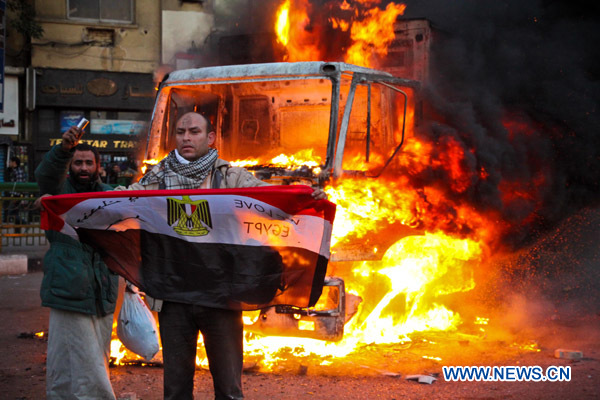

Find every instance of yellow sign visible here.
[49,138,136,150]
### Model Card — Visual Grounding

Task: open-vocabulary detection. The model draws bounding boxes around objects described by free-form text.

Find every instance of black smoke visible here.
[398,0,600,247]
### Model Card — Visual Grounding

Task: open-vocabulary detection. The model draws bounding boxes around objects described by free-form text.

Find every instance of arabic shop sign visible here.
[36,68,155,110]
[87,78,118,96]
[40,82,153,98]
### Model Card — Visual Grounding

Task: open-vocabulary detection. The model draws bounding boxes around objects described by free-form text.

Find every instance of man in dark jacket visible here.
[8,155,27,183]
[35,126,118,399]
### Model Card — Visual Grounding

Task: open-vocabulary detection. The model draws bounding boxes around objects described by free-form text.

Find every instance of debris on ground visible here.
[554,349,583,360]
[359,365,401,377]
[405,374,437,384]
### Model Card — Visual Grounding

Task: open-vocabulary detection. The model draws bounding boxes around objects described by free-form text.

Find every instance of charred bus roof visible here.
[159,62,419,87]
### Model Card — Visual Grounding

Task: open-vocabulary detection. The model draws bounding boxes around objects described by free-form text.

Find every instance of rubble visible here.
[554,349,583,360]
[358,365,401,377]
[298,365,308,375]
[405,374,437,384]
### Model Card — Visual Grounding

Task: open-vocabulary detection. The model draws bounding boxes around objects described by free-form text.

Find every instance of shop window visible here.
[38,109,57,137]
[68,0,133,24]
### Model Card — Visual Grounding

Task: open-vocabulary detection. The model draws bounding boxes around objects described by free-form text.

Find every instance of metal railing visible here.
[0,183,47,253]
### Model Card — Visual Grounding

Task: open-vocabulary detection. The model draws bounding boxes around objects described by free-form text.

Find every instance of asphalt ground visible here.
[1,207,599,399]
[1,271,599,400]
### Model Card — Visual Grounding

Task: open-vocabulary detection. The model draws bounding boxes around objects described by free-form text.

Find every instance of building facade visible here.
[29,0,160,174]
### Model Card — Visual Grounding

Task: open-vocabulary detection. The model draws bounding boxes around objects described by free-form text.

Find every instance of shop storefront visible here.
[33,68,155,184]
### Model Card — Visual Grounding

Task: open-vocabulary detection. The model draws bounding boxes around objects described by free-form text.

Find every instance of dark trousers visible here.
[158,301,244,400]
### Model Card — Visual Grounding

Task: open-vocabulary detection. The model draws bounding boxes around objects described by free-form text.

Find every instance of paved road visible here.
[1,271,599,400]
[2,207,599,399]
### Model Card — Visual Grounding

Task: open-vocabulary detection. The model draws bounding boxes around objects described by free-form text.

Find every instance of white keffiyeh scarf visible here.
[139,148,219,189]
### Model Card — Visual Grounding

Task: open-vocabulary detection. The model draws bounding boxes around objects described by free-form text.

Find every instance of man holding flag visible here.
[127,111,327,400]
[35,126,118,399]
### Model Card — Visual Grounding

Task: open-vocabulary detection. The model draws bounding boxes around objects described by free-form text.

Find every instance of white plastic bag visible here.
[117,290,160,361]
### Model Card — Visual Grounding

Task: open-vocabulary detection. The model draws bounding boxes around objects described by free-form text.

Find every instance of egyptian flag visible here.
[41,186,336,311]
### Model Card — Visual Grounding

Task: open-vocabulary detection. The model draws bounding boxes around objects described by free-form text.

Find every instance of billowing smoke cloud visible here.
[212,0,599,248]
[400,1,600,247]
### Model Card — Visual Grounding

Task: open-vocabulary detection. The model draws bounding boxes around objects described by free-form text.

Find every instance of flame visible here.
[196,354,209,369]
[330,17,349,32]
[141,158,161,174]
[242,232,483,365]
[233,128,493,362]
[345,3,407,68]
[275,1,407,68]
[512,341,541,353]
[274,0,321,62]
[326,169,496,250]
[110,339,127,366]
[276,0,291,46]
[340,234,481,341]
[349,233,482,343]
[231,149,322,171]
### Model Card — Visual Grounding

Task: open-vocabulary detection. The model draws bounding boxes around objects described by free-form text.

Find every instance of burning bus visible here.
[108,10,489,367]
[101,5,501,366]
[142,61,422,342]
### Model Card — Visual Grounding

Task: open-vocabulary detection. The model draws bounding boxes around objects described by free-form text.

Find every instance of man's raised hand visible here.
[61,126,83,152]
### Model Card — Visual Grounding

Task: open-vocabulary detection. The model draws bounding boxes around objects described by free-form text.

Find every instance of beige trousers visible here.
[46,308,116,400]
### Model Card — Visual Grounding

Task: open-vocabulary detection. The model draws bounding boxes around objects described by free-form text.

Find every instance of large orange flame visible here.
[345,3,406,67]
[275,0,291,46]
[275,0,321,62]
[275,0,407,68]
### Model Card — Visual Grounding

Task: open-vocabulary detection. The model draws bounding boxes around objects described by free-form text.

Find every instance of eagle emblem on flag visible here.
[167,195,212,236]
